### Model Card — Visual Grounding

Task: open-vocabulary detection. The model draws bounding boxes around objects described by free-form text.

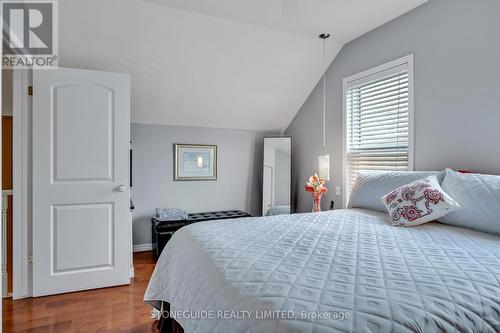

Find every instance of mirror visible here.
[262,137,292,216]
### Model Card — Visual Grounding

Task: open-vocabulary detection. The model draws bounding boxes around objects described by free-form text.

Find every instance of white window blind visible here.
[344,59,413,201]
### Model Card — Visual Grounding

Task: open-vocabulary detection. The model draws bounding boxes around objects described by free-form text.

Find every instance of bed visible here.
[144,209,500,333]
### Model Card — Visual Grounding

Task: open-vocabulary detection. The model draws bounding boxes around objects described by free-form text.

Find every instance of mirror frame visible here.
[262,136,293,216]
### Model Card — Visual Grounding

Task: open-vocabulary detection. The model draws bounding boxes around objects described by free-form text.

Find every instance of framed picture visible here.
[174,144,217,181]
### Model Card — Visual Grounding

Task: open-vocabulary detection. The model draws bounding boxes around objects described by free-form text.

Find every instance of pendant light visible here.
[318,33,330,181]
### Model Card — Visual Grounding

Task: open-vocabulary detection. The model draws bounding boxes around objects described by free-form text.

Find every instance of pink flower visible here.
[398,205,423,221]
[308,173,320,184]
[305,174,328,193]
[386,191,398,204]
[316,184,328,194]
[424,189,443,204]
[401,187,416,201]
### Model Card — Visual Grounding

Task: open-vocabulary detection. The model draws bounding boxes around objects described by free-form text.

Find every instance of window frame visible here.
[342,54,415,208]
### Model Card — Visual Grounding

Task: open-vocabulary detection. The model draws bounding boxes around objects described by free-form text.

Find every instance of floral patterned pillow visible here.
[381,175,460,227]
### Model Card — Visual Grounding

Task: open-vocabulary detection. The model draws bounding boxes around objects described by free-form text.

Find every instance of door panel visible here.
[33,68,130,296]
[53,84,113,181]
[52,203,113,273]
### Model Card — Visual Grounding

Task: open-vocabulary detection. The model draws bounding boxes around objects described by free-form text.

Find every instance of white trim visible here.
[342,80,347,208]
[12,69,33,299]
[0,78,2,317]
[343,54,413,86]
[133,243,153,252]
[342,54,415,208]
[407,55,415,172]
[2,191,12,297]
[129,213,134,278]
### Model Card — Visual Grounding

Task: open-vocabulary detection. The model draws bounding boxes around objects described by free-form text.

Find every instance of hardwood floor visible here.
[3,252,159,332]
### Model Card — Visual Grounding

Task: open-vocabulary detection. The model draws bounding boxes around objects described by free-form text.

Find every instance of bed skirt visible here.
[156,302,184,333]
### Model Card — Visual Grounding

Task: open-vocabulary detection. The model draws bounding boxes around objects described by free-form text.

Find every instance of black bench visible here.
[152,210,252,258]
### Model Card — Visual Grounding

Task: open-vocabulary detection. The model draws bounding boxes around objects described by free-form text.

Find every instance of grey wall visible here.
[131,123,272,246]
[285,0,500,213]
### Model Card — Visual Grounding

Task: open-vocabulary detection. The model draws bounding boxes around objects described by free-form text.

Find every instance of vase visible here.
[312,192,323,212]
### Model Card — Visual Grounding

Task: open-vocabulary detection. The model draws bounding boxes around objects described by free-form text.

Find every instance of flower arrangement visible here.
[305,173,328,212]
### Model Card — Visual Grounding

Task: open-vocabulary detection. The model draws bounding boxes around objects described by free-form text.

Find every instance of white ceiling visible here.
[59,0,427,132]
[146,0,428,43]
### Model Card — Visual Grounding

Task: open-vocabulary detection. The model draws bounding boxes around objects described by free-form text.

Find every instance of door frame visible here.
[262,136,293,215]
[12,69,32,299]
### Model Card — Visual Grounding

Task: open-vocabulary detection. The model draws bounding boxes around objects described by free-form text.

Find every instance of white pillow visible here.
[381,175,460,226]
[348,171,445,213]
[438,169,500,235]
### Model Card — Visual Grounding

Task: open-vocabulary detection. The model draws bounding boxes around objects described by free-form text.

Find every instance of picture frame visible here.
[174,144,218,181]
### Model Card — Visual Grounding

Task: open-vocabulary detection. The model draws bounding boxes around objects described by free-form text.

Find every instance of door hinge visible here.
[28,85,33,96]
[28,254,33,264]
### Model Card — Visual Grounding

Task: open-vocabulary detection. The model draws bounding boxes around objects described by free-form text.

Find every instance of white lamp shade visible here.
[318,154,330,181]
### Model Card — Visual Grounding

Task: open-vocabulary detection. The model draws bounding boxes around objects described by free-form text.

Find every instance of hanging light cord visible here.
[322,36,326,154]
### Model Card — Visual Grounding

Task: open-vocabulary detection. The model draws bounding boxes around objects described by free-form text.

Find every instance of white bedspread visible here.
[144,209,500,333]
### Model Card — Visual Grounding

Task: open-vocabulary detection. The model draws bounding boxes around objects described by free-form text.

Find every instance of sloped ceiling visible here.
[59,0,427,132]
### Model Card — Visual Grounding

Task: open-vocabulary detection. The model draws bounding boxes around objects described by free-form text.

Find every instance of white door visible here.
[32,68,130,296]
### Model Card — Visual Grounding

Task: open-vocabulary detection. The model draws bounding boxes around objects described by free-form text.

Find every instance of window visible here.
[343,55,414,205]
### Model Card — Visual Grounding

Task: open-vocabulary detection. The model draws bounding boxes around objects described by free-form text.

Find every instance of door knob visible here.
[117,185,127,192]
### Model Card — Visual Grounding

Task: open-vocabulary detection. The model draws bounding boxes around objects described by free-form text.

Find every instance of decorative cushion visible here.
[381,175,460,226]
[438,169,500,235]
[348,171,445,213]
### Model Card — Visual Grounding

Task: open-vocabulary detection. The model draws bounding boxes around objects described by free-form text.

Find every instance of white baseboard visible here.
[133,243,153,252]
